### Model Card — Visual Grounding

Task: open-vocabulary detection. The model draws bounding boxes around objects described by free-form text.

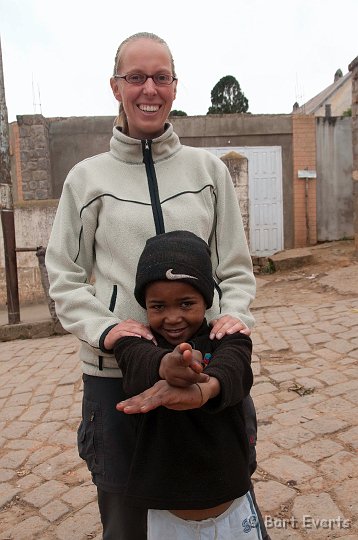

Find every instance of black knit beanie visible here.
[135,231,214,309]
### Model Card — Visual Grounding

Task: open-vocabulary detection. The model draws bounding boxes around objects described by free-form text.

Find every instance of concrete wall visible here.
[15,113,295,247]
[0,201,58,306]
[316,116,353,240]
[349,56,358,254]
[49,116,114,198]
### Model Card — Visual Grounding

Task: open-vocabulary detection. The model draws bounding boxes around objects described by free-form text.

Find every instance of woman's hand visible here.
[104,319,155,350]
[159,343,209,386]
[116,377,220,413]
[209,315,251,340]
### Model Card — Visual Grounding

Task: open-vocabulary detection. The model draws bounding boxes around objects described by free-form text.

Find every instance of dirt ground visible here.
[253,239,357,309]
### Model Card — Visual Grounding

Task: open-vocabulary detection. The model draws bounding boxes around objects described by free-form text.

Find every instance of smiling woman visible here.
[110,33,177,139]
[45,31,267,540]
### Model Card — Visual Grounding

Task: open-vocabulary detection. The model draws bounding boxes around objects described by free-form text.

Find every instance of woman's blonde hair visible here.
[112,32,176,133]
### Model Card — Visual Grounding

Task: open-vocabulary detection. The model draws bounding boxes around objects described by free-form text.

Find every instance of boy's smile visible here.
[145,281,206,345]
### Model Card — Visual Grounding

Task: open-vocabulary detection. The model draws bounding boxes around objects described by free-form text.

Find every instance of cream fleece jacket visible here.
[45,124,256,377]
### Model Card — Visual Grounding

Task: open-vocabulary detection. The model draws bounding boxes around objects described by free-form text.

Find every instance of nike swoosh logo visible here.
[165,269,198,281]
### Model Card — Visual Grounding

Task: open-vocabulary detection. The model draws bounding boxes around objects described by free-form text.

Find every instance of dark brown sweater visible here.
[113,321,253,509]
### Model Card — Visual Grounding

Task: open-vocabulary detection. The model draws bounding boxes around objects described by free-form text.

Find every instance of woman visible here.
[46,32,266,540]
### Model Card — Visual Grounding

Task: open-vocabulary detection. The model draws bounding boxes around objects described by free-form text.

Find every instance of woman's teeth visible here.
[139,105,159,112]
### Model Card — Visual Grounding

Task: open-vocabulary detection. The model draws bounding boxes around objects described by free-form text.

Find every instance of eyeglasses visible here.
[114,73,177,86]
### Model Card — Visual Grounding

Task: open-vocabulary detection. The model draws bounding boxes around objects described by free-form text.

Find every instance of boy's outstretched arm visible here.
[114,338,208,397]
[116,376,220,414]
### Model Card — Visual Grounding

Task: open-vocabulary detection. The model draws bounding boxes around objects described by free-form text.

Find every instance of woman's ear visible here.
[173,80,177,100]
[110,77,122,102]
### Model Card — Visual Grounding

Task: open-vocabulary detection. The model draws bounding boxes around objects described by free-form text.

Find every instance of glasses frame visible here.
[114,73,177,86]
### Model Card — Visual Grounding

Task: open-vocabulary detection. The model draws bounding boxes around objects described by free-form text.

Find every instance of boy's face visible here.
[145,281,206,345]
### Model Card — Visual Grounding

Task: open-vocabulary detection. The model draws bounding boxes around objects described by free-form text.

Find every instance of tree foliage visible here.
[169,109,187,117]
[207,75,249,114]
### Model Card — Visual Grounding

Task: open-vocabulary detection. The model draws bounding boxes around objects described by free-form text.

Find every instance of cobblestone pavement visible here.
[0,292,357,538]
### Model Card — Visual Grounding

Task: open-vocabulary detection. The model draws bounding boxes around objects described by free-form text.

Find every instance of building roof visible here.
[293,71,352,116]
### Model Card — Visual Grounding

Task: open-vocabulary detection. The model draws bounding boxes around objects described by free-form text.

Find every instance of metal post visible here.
[0,36,20,324]
[35,246,58,322]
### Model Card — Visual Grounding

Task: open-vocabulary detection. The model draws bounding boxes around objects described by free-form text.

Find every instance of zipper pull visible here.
[142,139,151,162]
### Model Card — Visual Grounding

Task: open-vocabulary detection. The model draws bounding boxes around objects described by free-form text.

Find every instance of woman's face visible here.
[111,38,177,140]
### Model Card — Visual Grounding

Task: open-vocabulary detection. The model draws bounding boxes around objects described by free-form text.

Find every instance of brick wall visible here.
[292,115,317,247]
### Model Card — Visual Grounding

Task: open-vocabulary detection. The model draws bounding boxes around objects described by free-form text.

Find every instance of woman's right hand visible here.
[104,319,155,350]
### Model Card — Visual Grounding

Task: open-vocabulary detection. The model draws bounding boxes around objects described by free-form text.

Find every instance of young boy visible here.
[114,231,265,540]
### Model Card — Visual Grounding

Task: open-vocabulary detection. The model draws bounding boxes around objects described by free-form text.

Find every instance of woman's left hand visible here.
[209,315,251,339]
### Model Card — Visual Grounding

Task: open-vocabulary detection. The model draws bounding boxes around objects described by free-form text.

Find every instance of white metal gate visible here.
[205,146,283,256]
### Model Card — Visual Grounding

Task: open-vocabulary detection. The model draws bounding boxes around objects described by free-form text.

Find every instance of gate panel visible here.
[205,146,283,255]
[249,148,283,255]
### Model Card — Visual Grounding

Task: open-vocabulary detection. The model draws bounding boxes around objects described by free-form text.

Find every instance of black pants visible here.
[98,488,147,540]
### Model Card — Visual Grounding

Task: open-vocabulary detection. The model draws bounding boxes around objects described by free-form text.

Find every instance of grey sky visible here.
[1,0,357,122]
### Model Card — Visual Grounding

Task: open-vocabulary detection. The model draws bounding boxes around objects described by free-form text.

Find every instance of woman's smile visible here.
[138,104,161,113]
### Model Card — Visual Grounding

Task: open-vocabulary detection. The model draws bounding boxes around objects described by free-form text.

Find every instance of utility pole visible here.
[0,36,20,324]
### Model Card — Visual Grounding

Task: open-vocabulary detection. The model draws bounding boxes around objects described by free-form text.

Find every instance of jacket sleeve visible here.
[209,162,256,329]
[45,175,121,350]
[203,333,253,413]
[113,337,169,396]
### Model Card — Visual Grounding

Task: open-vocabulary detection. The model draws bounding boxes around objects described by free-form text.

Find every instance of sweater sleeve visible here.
[45,176,121,350]
[209,163,256,329]
[114,337,170,396]
[203,333,253,413]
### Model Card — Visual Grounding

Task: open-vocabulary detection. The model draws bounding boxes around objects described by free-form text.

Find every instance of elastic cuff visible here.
[99,324,118,353]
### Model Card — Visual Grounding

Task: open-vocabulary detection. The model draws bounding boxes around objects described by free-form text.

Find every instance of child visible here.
[115,231,265,540]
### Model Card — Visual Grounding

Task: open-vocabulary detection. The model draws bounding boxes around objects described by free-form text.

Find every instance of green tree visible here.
[207,75,249,114]
[169,109,187,117]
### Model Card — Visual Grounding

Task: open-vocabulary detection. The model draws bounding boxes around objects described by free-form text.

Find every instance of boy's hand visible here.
[117,380,202,412]
[159,343,209,387]
[116,377,220,413]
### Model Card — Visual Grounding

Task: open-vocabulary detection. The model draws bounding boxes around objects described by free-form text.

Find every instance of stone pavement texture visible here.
[0,271,357,538]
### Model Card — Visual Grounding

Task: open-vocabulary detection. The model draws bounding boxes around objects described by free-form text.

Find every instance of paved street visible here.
[0,281,357,538]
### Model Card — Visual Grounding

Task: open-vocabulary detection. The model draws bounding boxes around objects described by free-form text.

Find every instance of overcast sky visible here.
[1,0,357,123]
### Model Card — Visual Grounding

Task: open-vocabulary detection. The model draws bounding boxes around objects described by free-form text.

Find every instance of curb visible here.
[0,319,68,342]
[269,249,313,271]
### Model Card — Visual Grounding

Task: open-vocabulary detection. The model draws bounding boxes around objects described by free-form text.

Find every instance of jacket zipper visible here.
[142,139,165,234]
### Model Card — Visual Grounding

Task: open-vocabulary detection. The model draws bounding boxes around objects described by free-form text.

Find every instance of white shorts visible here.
[147,491,263,540]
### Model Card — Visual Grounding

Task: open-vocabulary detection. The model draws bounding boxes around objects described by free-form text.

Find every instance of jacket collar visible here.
[109,123,182,164]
